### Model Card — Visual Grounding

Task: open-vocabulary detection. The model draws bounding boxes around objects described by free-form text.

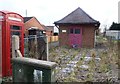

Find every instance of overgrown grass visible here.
[49,36,119,82]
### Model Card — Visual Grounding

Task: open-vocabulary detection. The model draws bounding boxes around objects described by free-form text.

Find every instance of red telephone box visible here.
[0,11,24,77]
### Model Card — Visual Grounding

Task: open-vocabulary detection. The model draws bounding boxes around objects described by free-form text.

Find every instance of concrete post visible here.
[12,35,19,58]
[12,35,22,58]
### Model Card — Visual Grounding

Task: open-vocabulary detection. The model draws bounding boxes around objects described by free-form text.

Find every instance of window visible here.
[70,29,73,34]
[11,31,21,36]
[11,25,21,30]
[75,29,80,34]
[70,28,80,34]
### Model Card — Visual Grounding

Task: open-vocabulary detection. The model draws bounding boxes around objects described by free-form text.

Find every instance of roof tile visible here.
[54,7,99,25]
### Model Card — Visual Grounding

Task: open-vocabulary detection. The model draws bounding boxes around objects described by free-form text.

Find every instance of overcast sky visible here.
[0,0,119,32]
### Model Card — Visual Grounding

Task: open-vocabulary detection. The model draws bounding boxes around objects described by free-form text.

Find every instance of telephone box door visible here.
[8,24,24,76]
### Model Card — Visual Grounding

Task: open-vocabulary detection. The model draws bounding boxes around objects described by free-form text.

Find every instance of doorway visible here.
[69,28,82,48]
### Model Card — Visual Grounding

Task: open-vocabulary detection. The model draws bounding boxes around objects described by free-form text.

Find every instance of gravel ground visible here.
[49,39,119,83]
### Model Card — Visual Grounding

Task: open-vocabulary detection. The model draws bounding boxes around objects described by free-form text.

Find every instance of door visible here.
[69,28,82,48]
[10,25,22,57]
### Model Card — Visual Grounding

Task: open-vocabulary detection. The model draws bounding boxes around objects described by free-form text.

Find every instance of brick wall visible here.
[82,25,96,48]
[59,25,69,46]
[59,24,97,48]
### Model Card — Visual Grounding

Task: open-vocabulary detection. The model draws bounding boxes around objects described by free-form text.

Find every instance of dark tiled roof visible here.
[54,7,100,25]
[24,17,33,23]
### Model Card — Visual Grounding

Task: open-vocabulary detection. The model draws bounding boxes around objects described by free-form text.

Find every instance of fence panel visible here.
[48,36,58,43]
[24,35,47,60]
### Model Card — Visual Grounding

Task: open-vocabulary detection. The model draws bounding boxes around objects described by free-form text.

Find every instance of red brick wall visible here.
[59,25,69,46]
[82,25,96,48]
[59,24,97,48]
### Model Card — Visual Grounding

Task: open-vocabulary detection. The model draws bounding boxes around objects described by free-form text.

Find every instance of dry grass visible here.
[49,35,119,83]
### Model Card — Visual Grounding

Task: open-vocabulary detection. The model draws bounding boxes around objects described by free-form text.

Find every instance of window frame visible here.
[69,28,81,34]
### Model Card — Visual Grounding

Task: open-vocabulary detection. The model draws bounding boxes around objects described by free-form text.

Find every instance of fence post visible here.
[35,35,38,58]
[46,35,49,61]
[12,35,20,58]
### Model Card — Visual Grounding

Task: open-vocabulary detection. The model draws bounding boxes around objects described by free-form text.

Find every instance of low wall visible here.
[12,57,57,82]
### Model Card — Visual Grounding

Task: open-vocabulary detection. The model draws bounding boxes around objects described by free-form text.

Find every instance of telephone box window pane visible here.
[75,29,80,34]
[11,32,20,36]
[11,25,21,30]
[70,29,74,34]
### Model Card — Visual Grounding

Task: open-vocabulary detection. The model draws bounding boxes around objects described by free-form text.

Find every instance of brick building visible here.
[42,25,54,36]
[54,7,100,48]
[24,17,44,36]
[24,17,53,36]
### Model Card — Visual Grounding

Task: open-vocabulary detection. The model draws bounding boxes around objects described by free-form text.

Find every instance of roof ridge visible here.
[77,7,98,22]
[57,7,80,22]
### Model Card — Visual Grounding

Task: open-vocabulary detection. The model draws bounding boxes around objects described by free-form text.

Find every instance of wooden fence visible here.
[48,36,58,43]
